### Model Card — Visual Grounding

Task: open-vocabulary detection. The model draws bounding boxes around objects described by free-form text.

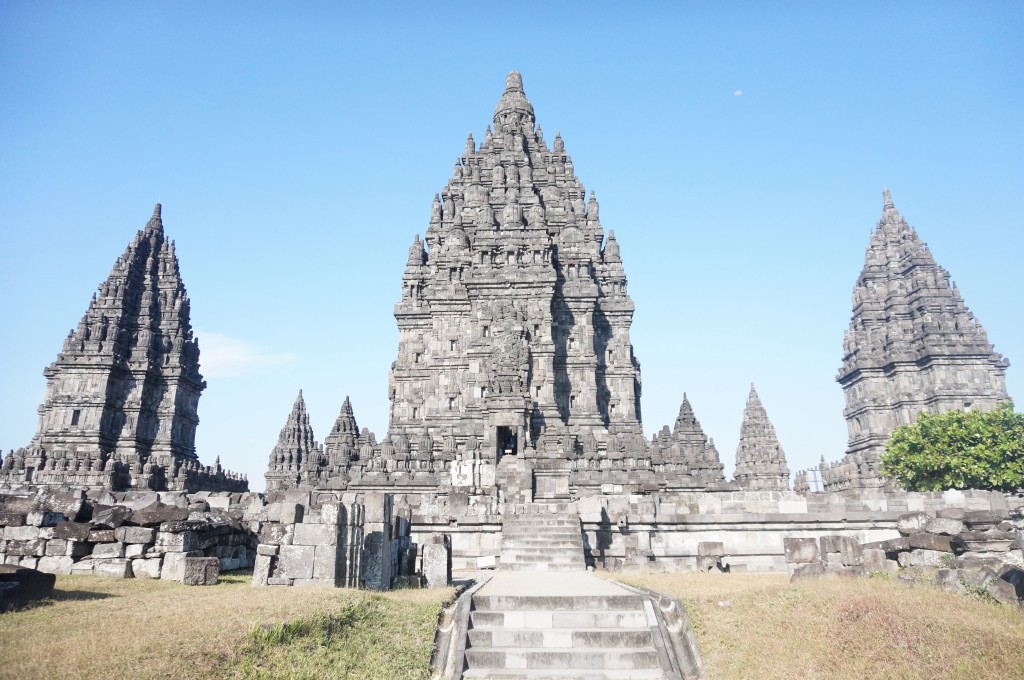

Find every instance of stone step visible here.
[501,518,580,526]
[464,648,661,671]
[473,594,642,611]
[498,562,586,572]
[462,671,664,680]
[500,551,584,561]
[470,609,652,631]
[468,628,654,649]
[500,540,583,548]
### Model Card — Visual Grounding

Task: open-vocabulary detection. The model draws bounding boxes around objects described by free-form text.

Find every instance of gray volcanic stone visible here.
[923,517,965,536]
[182,557,220,586]
[0,565,55,601]
[733,385,790,490]
[951,531,1017,554]
[130,503,188,527]
[422,542,450,589]
[828,191,1009,491]
[91,505,132,529]
[53,521,92,541]
[783,538,819,564]
[897,512,930,536]
[908,533,953,552]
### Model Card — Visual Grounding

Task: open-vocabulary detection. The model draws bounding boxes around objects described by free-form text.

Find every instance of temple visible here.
[0,205,247,492]
[824,190,1010,490]
[733,385,790,490]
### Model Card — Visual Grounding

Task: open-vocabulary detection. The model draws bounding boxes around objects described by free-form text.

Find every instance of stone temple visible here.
[822,190,1009,490]
[0,205,246,493]
[260,72,779,498]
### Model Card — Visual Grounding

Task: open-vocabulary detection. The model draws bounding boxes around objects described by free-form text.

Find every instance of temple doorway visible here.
[497,426,517,456]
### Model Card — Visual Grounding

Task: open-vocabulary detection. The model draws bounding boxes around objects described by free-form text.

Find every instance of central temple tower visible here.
[387,72,645,475]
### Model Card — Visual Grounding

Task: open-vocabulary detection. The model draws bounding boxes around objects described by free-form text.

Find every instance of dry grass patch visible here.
[0,572,453,680]
[614,572,1024,680]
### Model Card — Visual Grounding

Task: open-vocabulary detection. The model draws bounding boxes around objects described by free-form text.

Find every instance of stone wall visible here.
[0,489,259,583]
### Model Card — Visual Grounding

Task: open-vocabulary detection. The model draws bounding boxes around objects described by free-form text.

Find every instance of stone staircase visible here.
[460,572,667,679]
[499,503,586,572]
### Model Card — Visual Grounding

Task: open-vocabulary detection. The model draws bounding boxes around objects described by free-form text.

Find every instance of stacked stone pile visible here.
[785,507,1024,607]
[0,489,259,584]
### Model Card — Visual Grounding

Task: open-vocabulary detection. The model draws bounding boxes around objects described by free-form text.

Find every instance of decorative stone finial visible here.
[505,71,524,92]
[883,188,894,209]
[147,203,163,232]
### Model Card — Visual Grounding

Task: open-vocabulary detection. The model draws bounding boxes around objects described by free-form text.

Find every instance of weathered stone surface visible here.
[897,512,930,536]
[951,531,1017,554]
[862,548,898,575]
[0,564,56,600]
[26,511,65,527]
[907,549,949,568]
[829,191,1009,491]
[276,545,315,580]
[933,568,967,595]
[131,503,189,527]
[92,558,132,578]
[0,512,26,527]
[114,526,157,545]
[53,521,92,541]
[182,556,220,586]
[908,533,953,552]
[36,555,74,575]
[962,511,1004,530]
[361,531,391,590]
[257,544,280,556]
[783,537,819,564]
[923,517,965,536]
[292,523,337,547]
[90,505,132,529]
[422,542,450,588]
[3,525,39,541]
[132,557,163,579]
[92,542,126,558]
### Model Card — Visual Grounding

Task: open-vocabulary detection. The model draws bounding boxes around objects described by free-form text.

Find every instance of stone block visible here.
[27,511,65,527]
[923,517,965,536]
[697,541,725,557]
[131,502,189,527]
[70,561,95,574]
[53,521,92,541]
[319,503,343,525]
[161,552,189,581]
[258,523,293,545]
[156,530,202,553]
[951,531,1017,554]
[36,555,73,574]
[313,544,343,582]
[909,549,949,568]
[125,543,146,558]
[998,565,1024,600]
[93,558,133,578]
[45,539,68,556]
[252,554,273,587]
[182,557,220,586]
[92,542,126,558]
[280,503,304,524]
[361,531,391,590]
[0,564,56,600]
[783,537,819,564]
[0,512,26,527]
[89,529,116,543]
[133,557,163,579]
[936,507,967,521]
[364,494,392,525]
[293,522,337,547]
[933,568,967,595]
[897,512,930,536]
[257,544,280,556]
[90,505,132,529]
[277,545,315,580]
[4,525,40,541]
[7,539,46,557]
[114,526,157,545]
[422,542,450,589]
[908,533,952,552]
[962,510,1004,530]
[66,540,91,557]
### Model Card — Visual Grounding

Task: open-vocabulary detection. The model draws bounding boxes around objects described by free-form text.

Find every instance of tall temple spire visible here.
[264,390,324,491]
[0,204,246,493]
[829,190,1009,490]
[733,384,790,490]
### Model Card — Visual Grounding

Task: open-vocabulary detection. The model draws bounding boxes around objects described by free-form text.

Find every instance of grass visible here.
[613,572,1024,680]
[0,572,454,680]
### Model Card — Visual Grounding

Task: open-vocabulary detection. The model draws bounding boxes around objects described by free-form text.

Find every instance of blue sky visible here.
[2,3,1021,491]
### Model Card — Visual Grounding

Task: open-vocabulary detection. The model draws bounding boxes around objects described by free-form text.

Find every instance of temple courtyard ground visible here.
[1,571,1022,679]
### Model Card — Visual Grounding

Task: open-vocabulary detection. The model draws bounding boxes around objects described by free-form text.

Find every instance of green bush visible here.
[882,401,1024,492]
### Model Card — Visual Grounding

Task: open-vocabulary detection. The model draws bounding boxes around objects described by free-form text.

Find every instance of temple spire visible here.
[733,384,790,490]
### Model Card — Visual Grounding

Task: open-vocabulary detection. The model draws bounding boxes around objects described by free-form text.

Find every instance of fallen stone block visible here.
[862,548,898,575]
[88,529,116,543]
[4,525,40,541]
[0,564,56,601]
[182,557,220,586]
[0,512,26,527]
[37,556,73,575]
[66,540,91,558]
[422,542,450,589]
[6,539,46,557]
[130,503,189,527]
[933,568,967,595]
[924,517,966,536]
[998,565,1024,600]
[114,526,157,545]
[70,561,95,575]
[92,558,132,578]
[898,512,930,536]
[256,544,279,556]
[90,505,132,529]
[92,542,126,559]
[908,533,953,552]
[784,538,819,564]
[44,539,68,556]
[908,549,950,568]
[951,531,1017,554]
[132,557,163,579]
[53,521,92,541]
[27,511,66,528]
[962,511,1005,530]
[276,545,315,580]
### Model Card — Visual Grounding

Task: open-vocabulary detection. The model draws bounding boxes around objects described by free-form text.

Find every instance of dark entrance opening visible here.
[497,426,517,456]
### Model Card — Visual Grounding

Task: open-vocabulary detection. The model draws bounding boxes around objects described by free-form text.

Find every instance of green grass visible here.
[0,572,454,680]
[613,572,1024,680]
